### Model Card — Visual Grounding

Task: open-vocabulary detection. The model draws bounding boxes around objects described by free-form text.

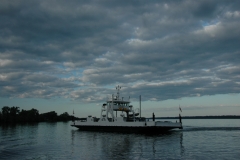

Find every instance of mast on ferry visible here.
[116,85,121,100]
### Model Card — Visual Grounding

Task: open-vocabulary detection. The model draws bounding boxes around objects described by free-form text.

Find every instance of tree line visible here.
[0,106,79,124]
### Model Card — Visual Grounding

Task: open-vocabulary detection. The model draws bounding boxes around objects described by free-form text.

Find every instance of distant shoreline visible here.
[154,115,240,119]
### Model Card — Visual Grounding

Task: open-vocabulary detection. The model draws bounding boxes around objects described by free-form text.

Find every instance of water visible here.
[0,119,239,160]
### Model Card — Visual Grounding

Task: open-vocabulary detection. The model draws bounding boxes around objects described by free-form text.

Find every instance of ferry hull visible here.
[71,125,181,133]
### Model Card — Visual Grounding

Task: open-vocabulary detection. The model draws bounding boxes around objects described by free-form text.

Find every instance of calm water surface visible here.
[0,119,240,160]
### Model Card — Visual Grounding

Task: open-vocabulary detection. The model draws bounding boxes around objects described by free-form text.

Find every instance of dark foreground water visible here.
[0,119,240,160]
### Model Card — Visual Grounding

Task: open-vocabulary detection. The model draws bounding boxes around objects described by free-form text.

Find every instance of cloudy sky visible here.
[1,0,240,117]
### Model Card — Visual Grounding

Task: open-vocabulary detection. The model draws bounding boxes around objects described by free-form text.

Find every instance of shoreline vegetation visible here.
[0,106,80,124]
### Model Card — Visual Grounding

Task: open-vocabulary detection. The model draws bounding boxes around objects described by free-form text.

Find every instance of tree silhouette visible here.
[0,106,79,124]
[1,106,10,123]
[59,112,70,121]
[10,106,20,122]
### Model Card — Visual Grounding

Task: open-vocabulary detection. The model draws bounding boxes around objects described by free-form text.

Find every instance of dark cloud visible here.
[0,0,240,102]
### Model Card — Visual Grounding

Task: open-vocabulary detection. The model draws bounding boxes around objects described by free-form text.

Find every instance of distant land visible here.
[154,115,240,119]
[0,106,80,124]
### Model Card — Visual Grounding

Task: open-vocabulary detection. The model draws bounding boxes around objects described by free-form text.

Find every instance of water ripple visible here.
[0,120,240,160]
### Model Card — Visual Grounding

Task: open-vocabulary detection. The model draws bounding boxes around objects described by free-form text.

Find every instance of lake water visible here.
[0,119,240,160]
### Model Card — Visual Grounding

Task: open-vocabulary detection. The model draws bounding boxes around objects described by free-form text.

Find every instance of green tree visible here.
[59,112,70,121]
[1,106,10,123]
[19,108,39,122]
[10,106,20,122]
[10,106,20,116]
[39,111,57,122]
[0,111,2,123]
[2,106,10,115]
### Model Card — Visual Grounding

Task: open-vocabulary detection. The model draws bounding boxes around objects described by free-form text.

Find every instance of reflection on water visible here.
[71,129,185,159]
[180,132,185,157]
[1,120,240,159]
[0,123,39,159]
[101,133,132,159]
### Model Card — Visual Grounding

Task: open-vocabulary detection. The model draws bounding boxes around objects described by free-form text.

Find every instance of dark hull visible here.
[71,125,181,133]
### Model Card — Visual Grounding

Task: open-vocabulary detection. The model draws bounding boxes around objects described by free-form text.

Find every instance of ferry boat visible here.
[71,86,183,133]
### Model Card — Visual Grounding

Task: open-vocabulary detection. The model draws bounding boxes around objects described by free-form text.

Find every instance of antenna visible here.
[116,85,121,100]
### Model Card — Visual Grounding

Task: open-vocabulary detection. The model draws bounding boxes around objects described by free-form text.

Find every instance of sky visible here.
[0,0,240,118]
